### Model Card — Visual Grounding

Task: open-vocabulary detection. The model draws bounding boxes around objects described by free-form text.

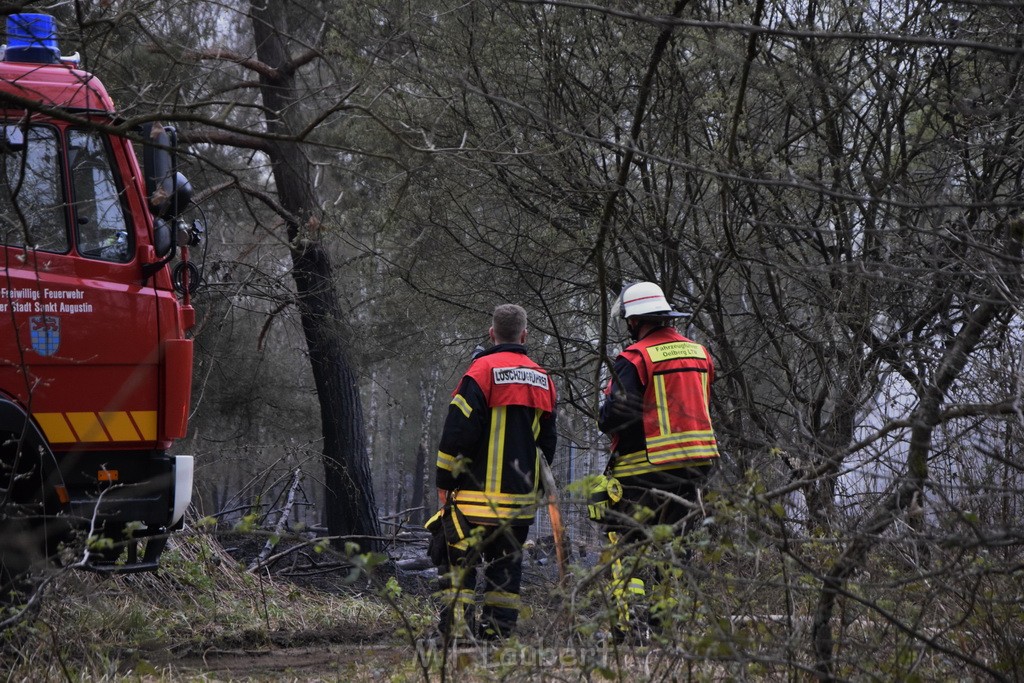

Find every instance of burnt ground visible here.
[214,529,438,595]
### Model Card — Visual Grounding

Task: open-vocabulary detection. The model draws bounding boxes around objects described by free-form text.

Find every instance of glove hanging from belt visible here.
[586,474,623,522]
[425,492,473,565]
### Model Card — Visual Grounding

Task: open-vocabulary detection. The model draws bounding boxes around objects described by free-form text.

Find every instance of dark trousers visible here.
[605,465,714,634]
[610,464,714,541]
[437,523,530,640]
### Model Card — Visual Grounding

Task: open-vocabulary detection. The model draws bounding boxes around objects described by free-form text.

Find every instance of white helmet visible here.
[617,281,686,319]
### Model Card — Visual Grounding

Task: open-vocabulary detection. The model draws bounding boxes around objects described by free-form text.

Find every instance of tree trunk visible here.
[413,373,439,525]
[411,441,426,526]
[250,2,381,551]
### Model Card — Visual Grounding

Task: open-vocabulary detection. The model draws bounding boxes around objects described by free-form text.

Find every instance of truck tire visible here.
[0,430,67,600]
[0,511,47,598]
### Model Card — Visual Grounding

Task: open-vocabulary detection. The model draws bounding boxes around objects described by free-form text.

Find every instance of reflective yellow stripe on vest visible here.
[483,590,521,610]
[487,405,507,493]
[653,374,672,436]
[455,490,540,521]
[611,448,713,478]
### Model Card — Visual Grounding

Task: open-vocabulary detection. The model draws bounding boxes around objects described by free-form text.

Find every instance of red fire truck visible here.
[0,13,197,590]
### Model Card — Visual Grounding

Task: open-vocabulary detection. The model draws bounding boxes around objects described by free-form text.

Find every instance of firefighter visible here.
[596,281,720,637]
[431,303,558,642]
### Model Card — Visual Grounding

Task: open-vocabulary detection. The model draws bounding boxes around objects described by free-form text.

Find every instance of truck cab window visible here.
[0,124,69,253]
[68,129,131,262]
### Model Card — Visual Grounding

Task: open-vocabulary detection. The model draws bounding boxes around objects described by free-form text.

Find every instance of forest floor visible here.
[3,526,615,681]
[156,640,415,681]
[130,529,581,681]
[148,530,438,681]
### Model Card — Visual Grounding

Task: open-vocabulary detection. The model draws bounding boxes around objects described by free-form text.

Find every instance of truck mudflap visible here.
[171,454,194,526]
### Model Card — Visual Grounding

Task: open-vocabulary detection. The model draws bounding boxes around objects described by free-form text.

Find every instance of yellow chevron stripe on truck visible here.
[34,411,158,443]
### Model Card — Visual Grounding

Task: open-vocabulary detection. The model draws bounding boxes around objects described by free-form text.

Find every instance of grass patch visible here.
[0,527,410,680]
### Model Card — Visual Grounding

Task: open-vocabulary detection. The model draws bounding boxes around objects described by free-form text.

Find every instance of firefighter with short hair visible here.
[597,281,719,637]
[432,303,558,641]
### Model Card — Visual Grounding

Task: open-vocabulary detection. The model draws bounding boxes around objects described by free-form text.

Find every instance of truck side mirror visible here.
[142,123,191,220]
[152,217,173,258]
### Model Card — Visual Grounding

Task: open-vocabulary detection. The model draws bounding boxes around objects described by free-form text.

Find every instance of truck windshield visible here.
[68,128,131,263]
[0,123,69,253]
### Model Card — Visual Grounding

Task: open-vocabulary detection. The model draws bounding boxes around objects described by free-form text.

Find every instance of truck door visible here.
[62,126,162,446]
[1,121,161,454]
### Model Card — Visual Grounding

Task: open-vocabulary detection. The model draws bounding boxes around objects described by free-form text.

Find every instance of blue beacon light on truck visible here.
[4,13,60,64]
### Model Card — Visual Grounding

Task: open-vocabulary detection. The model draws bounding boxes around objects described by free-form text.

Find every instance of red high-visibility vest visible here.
[452,351,557,523]
[612,328,719,471]
[462,351,556,413]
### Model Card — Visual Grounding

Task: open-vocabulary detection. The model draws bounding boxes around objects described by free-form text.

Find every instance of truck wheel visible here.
[0,511,48,599]
[0,433,62,600]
